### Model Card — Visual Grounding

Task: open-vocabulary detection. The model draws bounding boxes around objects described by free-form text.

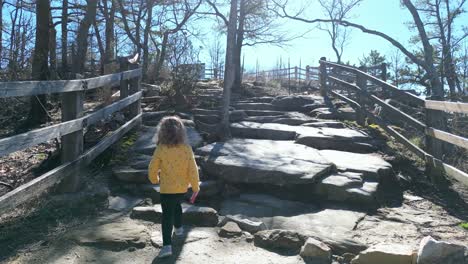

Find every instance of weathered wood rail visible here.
[319,57,468,186]
[0,62,143,214]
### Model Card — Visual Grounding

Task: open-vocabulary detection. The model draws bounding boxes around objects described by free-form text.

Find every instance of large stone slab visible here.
[231,122,297,140]
[220,194,367,254]
[233,103,276,111]
[271,95,319,111]
[319,150,393,180]
[66,221,148,250]
[243,110,286,116]
[196,139,333,185]
[131,125,203,155]
[351,244,417,264]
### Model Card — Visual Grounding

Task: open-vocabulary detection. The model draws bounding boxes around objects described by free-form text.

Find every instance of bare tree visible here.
[61,0,68,76]
[317,0,362,63]
[29,0,50,125]
[389,48,405,87]
[0,0,3,70]
[209,34,224,79]
[72,0,98,74]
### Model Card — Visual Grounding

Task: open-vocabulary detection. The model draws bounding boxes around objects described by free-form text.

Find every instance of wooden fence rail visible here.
[320,58,468,187]
[0,61,142,214]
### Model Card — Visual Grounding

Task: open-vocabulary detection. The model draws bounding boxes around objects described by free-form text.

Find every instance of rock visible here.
[337,107,357,121]
[233,103,276,111]
[343,253,356,263]
[192,108,219,116]
[196,139,333,185]
[220,194,367,255]
[219,215,267,234]
[243,110,286,116]
[417,236,466,264]
[113,167,148,183]
[310,108,337,119]
[301,121,345,128]
[231,122,297,140]
[67,222,147,251]
[132,203,218,227]
[186,181,221,199]
[254,229,306,254]
[319,150,394,181]
[195,114,220,124]
[248,96,274,103]
[244,231,255,242]
[295,127,375,153]
[300,237,332,264]
[271,95,318,111]
[351,244,417,264]
[107,195,143,211]
[128,155,152,169]
[302,103,327,112]
[131,126,203,155]
[219,222,243,238]
[229,110,248,122]
[122,184,160,202]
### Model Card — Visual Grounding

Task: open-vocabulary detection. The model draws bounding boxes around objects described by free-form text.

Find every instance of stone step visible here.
[301,121,346,128]
[196,139,334,185]
[244,110,287,116]
[233,103,276,111]
[131,203,219,227]
[271,95,322,111]
[113,167,148,183]
[130,126,203,155]
[234,96,274,104]
[230,121,377,153]
[310,107,357,121]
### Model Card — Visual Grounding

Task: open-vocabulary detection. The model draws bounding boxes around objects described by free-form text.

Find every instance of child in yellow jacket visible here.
[148,116,200,258]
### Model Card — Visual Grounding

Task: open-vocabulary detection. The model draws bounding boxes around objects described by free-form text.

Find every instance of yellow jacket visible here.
[148,144,200,194]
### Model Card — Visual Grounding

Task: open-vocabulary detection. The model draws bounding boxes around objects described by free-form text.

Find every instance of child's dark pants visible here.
[160,193,185,246]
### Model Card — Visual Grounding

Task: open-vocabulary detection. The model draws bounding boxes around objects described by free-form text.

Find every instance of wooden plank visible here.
[324,61,425,107]
[329,90,361,109]
[0,119,84,157]
[364,109,427,159]
[86,72,122,90]
[0,80,83,98]
[0,92,141,157]
[122,68,142,80]
[0,114,142,215]
[425,100,468,114]
[442,162,468,187]
[426,127,468,150]
[86,91,142,125]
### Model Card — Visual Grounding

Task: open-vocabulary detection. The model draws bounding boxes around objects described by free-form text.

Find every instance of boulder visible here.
[254,229,306,254]
[351,244,417,264]
[196,139,333,185]
[300,237,332,264]
[271,95,318,111]
[219,215,267,234]
[417,236,466,264]
[302,103,327,112]
[132,203,218,227]
[219,222,243,238]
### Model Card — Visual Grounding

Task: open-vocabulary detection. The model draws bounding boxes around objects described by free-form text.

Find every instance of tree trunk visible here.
[104,0,116,63]
[0,0,3,70]
[142,0,154,81]
[233,0,246,92]
[61,0,68,77]
[219,0,238,140]
[155,32,169,80]
[49,13,57,80]
[29,0,50,125]
[72,0,98,74]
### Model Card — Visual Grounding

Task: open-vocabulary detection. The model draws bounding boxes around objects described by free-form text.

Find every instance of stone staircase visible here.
[112,85,399,210]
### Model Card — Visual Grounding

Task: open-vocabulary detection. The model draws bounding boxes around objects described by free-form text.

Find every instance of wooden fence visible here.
[0,62,142,214]
[319,57,468,186]
[243,66,320,83]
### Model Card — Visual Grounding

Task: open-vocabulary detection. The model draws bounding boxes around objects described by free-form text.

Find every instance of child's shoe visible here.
[174,227,184,236]
[158,245,172,258]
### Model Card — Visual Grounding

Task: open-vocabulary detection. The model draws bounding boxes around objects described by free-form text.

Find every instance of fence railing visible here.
[319,57,468,187]
[0,61,142,214]
[243,66,320,83]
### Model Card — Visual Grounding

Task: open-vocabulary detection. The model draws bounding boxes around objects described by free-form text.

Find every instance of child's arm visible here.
[148,147,162,184]
[186,146,200,193]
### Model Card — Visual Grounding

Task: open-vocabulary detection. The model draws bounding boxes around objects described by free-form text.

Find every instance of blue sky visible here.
[196,0,468,72]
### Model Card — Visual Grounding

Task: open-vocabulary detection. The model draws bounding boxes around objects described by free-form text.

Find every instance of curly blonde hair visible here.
[156,116,188,146]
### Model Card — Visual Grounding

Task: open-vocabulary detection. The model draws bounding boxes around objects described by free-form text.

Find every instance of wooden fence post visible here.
[306,66,310,82]
[128,62,141,119]
[425,106,449,186]
[356,67,367,126]
[381,63,387,82]
[294,66,298,82]
[59,78,84,192]
[119,57,129,100]
[319,57,328,97]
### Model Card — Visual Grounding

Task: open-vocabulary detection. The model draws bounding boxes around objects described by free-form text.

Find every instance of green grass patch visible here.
[459,222,468,230]
[409,136,423,148]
